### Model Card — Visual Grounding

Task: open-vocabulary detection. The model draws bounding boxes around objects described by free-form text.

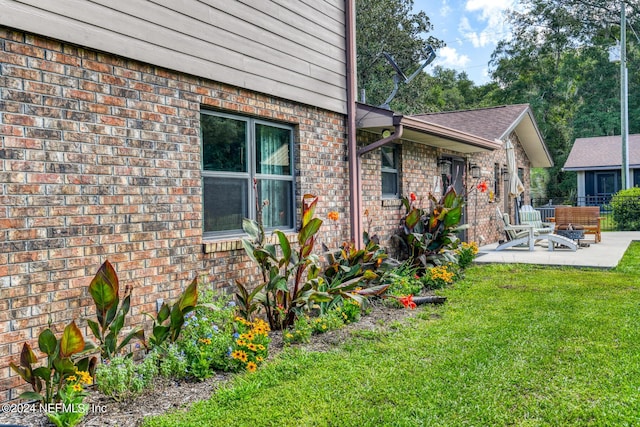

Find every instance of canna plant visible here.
[241,194,327,329]
[86,260,144,360]
[394,186,466,270]
[10,320,96,404]
[146,278,199,349]
[241,194,387,329]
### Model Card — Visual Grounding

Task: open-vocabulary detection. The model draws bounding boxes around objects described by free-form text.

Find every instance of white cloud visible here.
[436,46,470,68]
[440,0,451,17]
[459,0,514,48]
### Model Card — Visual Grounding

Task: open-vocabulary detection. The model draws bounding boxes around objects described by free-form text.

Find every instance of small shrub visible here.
[177,293,236,380]
[385,264,423,298]
[456,241,479,269]
[339,298,363,324]
[156,344,188,379]
[312,309,345,334]
[421,264,457,290]
[610,187,640,230]
[283,315,313,346]
[95,354,158,401]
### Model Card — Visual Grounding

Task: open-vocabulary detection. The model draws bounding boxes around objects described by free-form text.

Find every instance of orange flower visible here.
[410,192,417,202]
[477,181,488,193]
[399,295,417,310]
[328,211,339,221]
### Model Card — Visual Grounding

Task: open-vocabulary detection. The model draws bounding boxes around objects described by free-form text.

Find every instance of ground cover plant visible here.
[144,243,640,427]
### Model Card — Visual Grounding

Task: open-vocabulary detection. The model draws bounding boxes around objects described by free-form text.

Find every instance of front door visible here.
[451,158,467,242]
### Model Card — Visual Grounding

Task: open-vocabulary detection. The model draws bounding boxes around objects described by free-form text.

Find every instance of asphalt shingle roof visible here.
[563,134,640,170]
[412,104,531,141]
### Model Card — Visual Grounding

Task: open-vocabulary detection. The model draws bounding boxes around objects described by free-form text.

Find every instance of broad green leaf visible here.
[88,260,119,327]
[178,278,199,312]
[157,303,171,324]
[405,208,421,229]
[242,218,261,241]
[299,218,323,247]
[33,366,51,381]
[443,205,462,227]
[60,321,85,357]
[86,319,101,342]
[275,230,292,264]
[241,238,260,265]
[301,194,318,227]
[53,357,76,375]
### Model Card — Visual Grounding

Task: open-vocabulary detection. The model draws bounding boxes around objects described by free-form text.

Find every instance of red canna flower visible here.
[328,211,339,221]
[410,192,417,202]
[399,295,417,310]
[477,181,488,193]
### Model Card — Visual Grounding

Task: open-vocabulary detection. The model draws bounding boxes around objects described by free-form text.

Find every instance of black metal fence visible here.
[532,196,640,231]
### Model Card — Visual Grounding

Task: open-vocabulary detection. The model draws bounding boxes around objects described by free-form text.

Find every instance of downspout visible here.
[346,1,403,248]
[345,0,360,246]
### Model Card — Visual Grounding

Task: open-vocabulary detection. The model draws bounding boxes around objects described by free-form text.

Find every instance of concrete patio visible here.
[475,231,640,268]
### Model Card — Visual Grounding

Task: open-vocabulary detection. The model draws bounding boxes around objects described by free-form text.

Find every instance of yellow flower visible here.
[77,371,93,385]
[247,343,258,351]
[256,356,264,362]
[66,375,77,382]
[236,350,248,362]
[199,338,212,345]
[236,339,246,346]
[72,383,83,392]
[246,361,258,372]
[257,344,265,351]
[245,332,255,341]
[231,350,242,359]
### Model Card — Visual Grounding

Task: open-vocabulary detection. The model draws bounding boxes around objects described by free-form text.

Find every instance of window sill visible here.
[202,231,297,254]
[381,198,403,207]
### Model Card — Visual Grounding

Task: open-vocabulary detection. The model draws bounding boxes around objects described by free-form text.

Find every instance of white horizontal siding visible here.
[0,0,347,114]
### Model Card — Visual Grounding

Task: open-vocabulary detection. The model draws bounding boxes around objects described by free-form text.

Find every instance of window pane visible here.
[382,172,398,196]
[256,124,291,175]
[203,176,248,232]
[202,114,247,172]
[259,179,293,228]
[381,146,396,168]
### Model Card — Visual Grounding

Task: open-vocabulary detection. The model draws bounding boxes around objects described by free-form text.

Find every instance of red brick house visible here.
[0,1,551,401]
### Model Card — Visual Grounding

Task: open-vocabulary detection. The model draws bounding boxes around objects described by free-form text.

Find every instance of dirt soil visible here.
[2,302,424,427]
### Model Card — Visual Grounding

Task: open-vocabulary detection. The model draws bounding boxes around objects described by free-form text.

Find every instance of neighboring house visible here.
[0,1,553,402]
[564,134,640,204]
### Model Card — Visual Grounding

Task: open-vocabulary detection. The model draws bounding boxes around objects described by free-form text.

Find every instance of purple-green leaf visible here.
[60,321,85,358]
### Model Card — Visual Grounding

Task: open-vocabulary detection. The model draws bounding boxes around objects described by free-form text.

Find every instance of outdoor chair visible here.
[496,208,577,252]
[518,205,555,235]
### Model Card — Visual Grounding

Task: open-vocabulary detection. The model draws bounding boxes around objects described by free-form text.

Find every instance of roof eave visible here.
[355,103,500,153]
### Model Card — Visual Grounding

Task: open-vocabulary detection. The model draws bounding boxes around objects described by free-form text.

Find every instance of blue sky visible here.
[412,0,516,84]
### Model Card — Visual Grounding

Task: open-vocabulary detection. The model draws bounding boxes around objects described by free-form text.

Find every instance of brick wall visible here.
[358,132,532,254]
[0,27,350,402]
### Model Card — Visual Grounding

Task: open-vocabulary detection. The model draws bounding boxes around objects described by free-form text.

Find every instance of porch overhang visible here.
[356,103,501,153]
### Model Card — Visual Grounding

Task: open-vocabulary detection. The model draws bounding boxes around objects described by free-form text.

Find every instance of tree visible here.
[355,0,443,110]
[489,0,640,199]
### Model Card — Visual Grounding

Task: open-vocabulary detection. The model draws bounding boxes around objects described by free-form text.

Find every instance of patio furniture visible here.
[496,208,577,252]
[550,206,602,243]
[519,206,555,235]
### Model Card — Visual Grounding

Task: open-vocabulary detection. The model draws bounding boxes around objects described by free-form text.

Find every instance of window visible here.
[381,145,399,197]
[201,111,295,237]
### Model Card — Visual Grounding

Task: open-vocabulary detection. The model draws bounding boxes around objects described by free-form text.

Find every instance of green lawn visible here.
[145,244,640,427]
